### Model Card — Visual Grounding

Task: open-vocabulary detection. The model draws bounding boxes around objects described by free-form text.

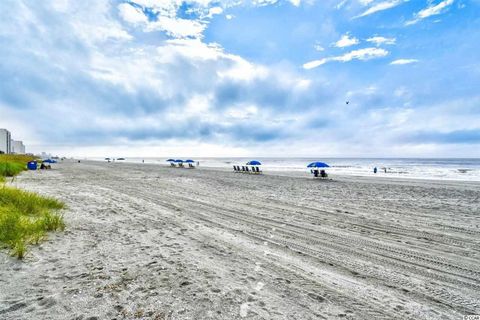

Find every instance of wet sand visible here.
[1,160,479,319]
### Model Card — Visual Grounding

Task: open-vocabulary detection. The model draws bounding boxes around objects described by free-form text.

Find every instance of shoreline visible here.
[87,159,480,186]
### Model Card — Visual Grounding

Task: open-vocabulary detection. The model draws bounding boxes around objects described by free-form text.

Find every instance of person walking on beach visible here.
[374,167,377,174]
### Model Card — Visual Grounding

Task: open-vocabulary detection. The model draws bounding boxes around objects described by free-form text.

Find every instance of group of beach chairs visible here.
[311,169,328,179]
[233,165,262,174]
[170,163,195,168]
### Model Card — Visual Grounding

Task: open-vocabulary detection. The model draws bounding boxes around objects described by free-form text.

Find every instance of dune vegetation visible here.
[0,154,37,182]
[0,154,65,258]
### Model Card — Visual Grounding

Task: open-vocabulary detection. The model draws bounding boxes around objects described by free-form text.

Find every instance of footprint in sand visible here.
[239,303,249,318]
[254,282,264,291]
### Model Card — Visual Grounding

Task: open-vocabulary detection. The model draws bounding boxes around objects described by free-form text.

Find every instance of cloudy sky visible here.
[0,0,479,157]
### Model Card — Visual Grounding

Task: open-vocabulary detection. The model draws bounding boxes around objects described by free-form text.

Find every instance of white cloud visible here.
[304,47,389,69]
[118,0,239,39]
[390,59,418,65]
[303,59,329,69]
[336,47,388,61]
[334,34,360,47]
[252,0,279,6]
[366,36,396,45]
[118,2,206,38]
[146,16,206,38]
[335,0,348,9]
[358,0,375,5]
[118,3,148,25]
[207,6,223,18]
[355,0,404,18]
[406,0,454,25]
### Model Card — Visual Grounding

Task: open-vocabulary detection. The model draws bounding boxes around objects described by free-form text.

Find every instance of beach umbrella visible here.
[174,159,183,163]
[247,160,262,165]
[166,159,175,162]
[185,160,195,163]
[307,162,329,168]
[43,159,57,163]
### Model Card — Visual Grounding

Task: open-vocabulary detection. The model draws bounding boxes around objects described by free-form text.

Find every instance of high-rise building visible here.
[0,129,12,154]
[11,140,26,154]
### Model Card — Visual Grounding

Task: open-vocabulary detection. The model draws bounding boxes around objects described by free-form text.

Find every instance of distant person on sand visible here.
[197,161,200,167]
[374,167,377,174]
[384,167,387,173]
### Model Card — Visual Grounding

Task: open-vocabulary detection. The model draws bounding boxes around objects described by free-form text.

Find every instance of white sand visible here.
[1,160,479,319]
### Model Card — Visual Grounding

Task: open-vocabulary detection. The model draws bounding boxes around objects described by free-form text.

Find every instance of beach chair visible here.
[320,170,328,178]
[256,166,262,174]
[245,166,250,173]
[233,165,238,172]
[242,166,246,172]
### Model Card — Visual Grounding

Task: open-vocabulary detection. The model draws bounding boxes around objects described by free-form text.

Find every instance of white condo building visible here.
[0,129,12,154]
[11,140,26,154]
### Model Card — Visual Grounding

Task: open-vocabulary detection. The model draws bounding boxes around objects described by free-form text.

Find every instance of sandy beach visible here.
[1,160,479,319]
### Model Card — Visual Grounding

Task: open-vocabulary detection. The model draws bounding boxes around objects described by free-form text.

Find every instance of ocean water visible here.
[91,157,480,182]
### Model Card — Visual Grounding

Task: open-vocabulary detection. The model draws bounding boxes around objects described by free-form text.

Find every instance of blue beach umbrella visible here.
[166,159,175,162]
[185,160,195,163]
[247,160,262,165]
[43,159,57,163]
[174,159,183,163]
[307,162,330,168]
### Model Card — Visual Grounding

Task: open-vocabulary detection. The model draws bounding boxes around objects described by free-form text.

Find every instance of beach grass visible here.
[0,154,37,180]
[0,187,65,258]
[0,154,38,163]
[0,161,25,178]
[0,154,65,259]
